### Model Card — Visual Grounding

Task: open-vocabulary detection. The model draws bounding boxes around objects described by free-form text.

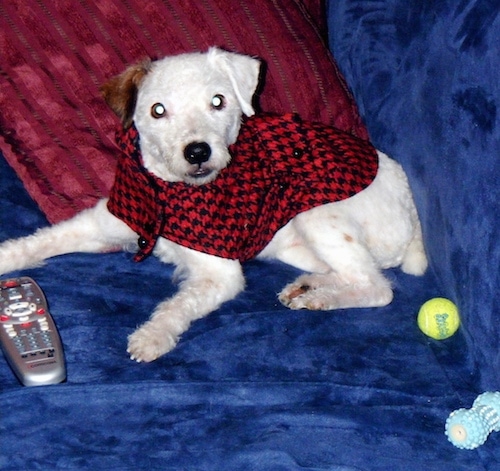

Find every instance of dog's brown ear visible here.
[101,59,151,128]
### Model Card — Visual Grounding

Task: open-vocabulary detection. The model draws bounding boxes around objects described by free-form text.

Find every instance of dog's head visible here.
[102,48,261,185]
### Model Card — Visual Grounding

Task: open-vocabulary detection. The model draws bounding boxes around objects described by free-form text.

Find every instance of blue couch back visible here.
[327,0,500,390]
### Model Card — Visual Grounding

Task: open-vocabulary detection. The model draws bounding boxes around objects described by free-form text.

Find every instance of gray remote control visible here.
[0,277,66,386]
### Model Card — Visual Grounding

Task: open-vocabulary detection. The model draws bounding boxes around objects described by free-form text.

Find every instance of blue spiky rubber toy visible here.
[445,392,500,449]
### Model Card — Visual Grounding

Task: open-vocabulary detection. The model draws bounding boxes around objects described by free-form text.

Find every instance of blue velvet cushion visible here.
[1,145,497,467]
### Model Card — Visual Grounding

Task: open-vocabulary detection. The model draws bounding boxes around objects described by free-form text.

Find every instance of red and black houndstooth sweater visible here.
[107,113,378,262]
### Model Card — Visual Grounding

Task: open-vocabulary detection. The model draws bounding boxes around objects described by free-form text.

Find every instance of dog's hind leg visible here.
[0,199,136,275]
[276,211,394,311]
[279,269,393,310]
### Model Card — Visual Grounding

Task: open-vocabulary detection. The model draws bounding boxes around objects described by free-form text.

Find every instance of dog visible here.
[0,48,427,362]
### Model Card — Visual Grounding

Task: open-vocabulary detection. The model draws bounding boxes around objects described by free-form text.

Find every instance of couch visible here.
[0,1,498,469]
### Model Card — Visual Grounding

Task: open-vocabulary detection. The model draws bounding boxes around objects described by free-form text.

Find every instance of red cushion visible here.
[0,0,367,223]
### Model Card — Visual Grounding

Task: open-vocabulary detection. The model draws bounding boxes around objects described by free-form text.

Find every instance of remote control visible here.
[0,277,66,386]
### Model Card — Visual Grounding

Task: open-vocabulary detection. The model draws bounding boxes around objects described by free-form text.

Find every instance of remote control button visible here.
[7,291,22,301]
[3,280,19,288]
[12,310,31,318]
[37,308,46,315]
[9,301,29,310]
[0,315,9,322]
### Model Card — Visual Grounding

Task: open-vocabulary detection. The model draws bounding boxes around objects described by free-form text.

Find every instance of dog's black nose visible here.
[184,142,211,165]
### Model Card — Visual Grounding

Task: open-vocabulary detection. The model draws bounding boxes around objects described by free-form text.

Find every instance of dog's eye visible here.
[151,103,167,119]
[211,94,226,110]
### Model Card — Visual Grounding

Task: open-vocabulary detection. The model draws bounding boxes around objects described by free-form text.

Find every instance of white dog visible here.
[0,48,427,362]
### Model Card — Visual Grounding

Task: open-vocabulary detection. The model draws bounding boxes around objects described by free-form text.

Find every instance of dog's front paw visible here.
[127,321,178,362]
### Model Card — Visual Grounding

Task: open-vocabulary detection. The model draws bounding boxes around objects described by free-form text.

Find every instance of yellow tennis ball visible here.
[417,298,460,339]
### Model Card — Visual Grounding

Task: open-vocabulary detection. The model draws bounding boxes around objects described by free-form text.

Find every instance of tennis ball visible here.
[417,298,460,340]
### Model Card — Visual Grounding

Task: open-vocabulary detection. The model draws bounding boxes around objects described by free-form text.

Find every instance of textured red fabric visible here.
[0,0,367,224]
[107,114,378,261]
